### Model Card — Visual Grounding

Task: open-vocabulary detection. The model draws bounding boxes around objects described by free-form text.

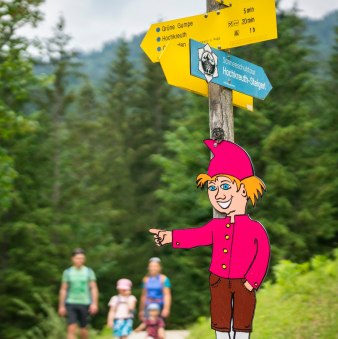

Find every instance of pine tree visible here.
[0,0,43,215]
[91,39,137,242]
[60,80,102,232]
[41,16,83,222]
[310,26,338,252]
[0,1,61,337]
[128,54,185,238]
[232,8,324,261]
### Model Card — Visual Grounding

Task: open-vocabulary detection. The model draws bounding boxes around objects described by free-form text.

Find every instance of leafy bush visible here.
[189,250,338,339]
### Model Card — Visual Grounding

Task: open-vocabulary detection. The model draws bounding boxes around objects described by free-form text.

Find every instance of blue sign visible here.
[190,39,272,100]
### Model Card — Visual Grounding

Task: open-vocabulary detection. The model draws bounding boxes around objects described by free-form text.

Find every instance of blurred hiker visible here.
[139,257,171,321]
[135,303,165,339]
[107,278,137,339]
[58,248,99,339]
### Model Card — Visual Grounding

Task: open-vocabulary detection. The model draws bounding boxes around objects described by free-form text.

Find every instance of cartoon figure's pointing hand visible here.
[149,229,172,246]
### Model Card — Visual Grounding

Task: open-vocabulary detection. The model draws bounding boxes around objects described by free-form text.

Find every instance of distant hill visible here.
[71,10,338,85]
[77,33,145,86]
[305,10,337,64]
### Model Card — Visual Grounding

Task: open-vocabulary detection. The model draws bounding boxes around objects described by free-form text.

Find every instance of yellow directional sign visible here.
[141,0,277,63]
[159,42,253,111]
[216,0,277,48]
[142,9,228,63]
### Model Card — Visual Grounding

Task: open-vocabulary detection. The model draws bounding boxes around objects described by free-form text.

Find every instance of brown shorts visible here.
[209,273,256,332]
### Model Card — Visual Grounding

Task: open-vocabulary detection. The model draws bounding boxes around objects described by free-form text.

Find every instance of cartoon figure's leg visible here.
[209,274,232,338]
[232,280,256,339]
[229,304,234,339]
[234,332,250,339]
[215,330,231,339]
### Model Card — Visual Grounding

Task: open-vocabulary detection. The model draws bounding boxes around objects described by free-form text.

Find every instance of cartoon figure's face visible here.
[207,176,247,215]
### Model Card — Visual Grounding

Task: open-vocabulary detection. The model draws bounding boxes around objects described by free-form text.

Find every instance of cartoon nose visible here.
[215,189,226,199]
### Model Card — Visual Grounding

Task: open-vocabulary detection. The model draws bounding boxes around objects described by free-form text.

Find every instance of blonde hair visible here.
[196,173,266,207]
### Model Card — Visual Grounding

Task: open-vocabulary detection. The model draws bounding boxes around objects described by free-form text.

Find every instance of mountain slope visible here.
[67,10,338,85]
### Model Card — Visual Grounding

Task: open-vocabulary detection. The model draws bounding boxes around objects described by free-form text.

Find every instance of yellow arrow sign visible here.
[215,0,277,48]
[141,0,277,63]
[159,42,253,111]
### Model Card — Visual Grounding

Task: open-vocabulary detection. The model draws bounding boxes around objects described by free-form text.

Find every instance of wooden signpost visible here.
[207,0,233,218]
[141,0,278,219]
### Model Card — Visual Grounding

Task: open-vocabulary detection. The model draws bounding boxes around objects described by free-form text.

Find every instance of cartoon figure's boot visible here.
[215,331,231,339]
[234,332,250,339]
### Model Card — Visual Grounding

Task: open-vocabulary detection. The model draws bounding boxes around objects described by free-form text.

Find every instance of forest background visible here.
[0,0,337,338]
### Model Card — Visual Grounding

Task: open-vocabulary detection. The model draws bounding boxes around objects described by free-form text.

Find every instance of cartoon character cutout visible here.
[150,140,270,339]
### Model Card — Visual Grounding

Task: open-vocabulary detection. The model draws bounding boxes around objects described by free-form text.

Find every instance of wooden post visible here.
[207,0,234,218]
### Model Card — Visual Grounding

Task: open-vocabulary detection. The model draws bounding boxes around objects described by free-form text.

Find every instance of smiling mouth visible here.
[217,198,232,209]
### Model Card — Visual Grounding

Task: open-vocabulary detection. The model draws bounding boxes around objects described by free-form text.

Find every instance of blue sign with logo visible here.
[190,39,272,100]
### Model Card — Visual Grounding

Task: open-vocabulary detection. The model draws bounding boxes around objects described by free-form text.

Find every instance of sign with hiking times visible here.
[141,0,277,63]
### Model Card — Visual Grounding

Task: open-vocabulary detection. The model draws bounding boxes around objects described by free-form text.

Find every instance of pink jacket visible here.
[172,215,270,289]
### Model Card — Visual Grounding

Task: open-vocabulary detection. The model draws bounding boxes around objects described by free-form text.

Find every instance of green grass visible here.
[188,250,338,339]
[48,251,336,339]
[90,326,112,339]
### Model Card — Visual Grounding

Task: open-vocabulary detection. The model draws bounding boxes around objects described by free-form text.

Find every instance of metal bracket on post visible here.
[219,1,232,8]
[212,128,225,147]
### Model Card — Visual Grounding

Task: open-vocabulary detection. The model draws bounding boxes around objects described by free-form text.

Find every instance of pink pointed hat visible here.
[204,140,254,180]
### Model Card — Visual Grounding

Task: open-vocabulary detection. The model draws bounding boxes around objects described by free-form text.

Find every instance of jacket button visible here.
[176,242,180,246]
[223,249,228,253]
[225,235,230,240]
[226,223,230,228]
[222,264,227,269]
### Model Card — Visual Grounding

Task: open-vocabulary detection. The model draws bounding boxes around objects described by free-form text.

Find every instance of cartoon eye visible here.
[208,185,217,192]
[220,183,231,190]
